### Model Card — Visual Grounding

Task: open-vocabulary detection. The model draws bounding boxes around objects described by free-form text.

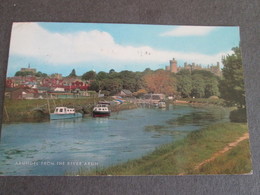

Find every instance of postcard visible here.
[0,22,252,176]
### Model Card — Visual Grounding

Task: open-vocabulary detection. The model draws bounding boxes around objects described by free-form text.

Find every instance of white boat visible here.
[158,101,166,108]
[93,103,111,117]
[50,107,83,120]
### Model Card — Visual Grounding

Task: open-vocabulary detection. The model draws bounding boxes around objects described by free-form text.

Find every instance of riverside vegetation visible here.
[73,123,251,175]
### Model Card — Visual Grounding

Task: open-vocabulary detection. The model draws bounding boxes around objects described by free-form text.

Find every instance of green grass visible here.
[181,98,226,106]
[73,122,251,176]
[191,139,252,174]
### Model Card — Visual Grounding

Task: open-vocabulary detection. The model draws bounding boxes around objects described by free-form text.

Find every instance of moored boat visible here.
[93,103,111,117]
[158,101,166,108]
[50,107,83,120]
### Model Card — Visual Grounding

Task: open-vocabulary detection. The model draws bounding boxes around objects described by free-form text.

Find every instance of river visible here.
[0,104,229,176]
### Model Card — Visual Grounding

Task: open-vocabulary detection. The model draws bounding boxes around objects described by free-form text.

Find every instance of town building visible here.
[117,89,133,97]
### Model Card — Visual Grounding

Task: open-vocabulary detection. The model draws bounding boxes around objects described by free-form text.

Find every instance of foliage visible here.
[96,71,108,80]
[35,71,48,77]
[15,71,34,77]
[219,47,246,108]
[100,78,123,95]
[181,98,225,106]
[82,71,96,80]
[143,70,176,95]
[191,74,206,98]
[109,69,115,74]
[133,89,147,98]
[176,69,220,98]
[204,78,220,98]
[14,71,48,77]
[68,69,77,77]
[88,80,100,92]
[229,108,247,123]
[176,74,192,98]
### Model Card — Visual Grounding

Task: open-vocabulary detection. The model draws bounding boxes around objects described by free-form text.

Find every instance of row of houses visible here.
[4,87,92,100]
[6,76,89,91]
[5,75,92,100]
[4,86,134,100]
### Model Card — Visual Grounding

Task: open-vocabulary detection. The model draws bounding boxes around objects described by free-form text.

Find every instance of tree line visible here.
[13,46,245,109]
[81,46,246,110]
[81,68,220,98]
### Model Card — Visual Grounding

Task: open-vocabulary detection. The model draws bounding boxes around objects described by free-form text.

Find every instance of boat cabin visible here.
[54,107,76,114]
[93,104,109,112]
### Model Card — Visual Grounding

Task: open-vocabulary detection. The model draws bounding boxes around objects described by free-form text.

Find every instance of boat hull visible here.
[92,111,110,117]
[50,113,83,120]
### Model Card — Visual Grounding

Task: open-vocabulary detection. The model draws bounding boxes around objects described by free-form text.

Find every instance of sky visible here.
[7,22,240,77]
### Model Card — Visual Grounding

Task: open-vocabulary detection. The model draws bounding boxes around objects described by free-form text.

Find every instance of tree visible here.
[177,75,192,98]
[204,77,220,98]
[191,74,205,98]
[82,71,96,80]
[133,89,147,98]
[96,71,108,80]
[35,71,48,77]
[176,69,192,97]
[88,80,101,92]
[119,70,139,92]
[68,69,77,77]
[219,47,245,108]
[101,78,123,95]
[15,71,34,77]
[143,70,176,95]
[109,69,115,74]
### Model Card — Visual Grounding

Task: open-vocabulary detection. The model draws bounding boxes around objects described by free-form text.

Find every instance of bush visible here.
[229,108,247,123]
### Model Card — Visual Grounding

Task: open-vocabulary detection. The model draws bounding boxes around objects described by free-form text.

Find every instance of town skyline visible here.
[7,22,240,77]
[9,57,222,78]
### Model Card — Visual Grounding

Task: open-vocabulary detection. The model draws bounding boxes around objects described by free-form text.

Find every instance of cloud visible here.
[160,26,216,37]
[9,23,227,70]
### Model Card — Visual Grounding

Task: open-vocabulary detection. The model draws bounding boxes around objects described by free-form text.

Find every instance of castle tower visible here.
[165,66,170,71]
[170,58,177,73]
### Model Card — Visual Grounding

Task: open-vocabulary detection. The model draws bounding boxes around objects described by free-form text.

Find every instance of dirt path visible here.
[179,132,249,175]
[194,132,249,170]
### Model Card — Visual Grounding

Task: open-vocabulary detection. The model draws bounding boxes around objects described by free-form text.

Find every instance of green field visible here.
[73,122,251,176]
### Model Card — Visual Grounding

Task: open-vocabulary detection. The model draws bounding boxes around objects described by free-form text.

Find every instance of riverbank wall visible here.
[2,98,139,123]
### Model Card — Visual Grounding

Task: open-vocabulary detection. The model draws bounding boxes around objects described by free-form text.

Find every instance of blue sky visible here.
[7,22,240,77]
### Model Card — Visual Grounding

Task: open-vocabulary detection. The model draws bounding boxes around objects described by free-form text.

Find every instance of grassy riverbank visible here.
[178,98,226,106]
[74,122,251,176]
[2,98,138,123]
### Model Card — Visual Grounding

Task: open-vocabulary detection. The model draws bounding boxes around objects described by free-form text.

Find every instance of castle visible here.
[20,64,37,74]
[165,58,222,76]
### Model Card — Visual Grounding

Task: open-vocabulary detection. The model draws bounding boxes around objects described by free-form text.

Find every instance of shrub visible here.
[229,108,247,123]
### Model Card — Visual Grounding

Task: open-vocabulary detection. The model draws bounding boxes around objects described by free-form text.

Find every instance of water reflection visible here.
[93,117,109,124]
[50,118,83,128]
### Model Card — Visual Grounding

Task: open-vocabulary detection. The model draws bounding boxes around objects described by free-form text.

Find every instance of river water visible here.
[0,104,229,176]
